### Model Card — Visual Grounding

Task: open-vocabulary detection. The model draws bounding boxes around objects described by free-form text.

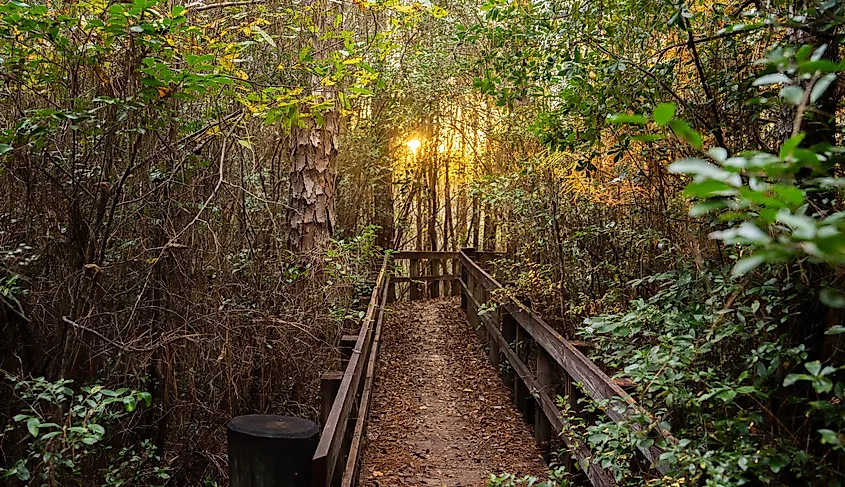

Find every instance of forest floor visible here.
[359,297,547,487]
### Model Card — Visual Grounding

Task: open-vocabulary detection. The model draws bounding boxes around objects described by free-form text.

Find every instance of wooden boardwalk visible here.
[359,298,546,486]
[311,250,672,487]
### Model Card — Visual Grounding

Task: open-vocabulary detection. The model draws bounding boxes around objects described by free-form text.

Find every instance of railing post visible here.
[227,415,319,487]
[451,257,461,296]
[320,371,343,426]
[430,258,441,298]
[409,258,420,301]
[535,348,553,459]
[472,270,485,336]
[459,250,472,310]
[485,287,500,370]
[339,335,357,370]
[387,281,396,303]
[513,321,535,424]
[501,311,516,389]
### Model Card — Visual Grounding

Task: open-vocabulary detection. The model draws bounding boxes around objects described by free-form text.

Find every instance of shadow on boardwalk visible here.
[359,297,547,487]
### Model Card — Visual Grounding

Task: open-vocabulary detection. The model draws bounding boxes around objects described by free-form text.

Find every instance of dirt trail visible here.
[359,297,547,487]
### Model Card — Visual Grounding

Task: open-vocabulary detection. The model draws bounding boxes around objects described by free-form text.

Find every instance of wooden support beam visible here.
[535,348,553,459]
[340,335,357,370]
[313,258,389,487]
[389,275,458,283]
[451,258,461,296]
[340,277,389,487]
[514,321,532,422]
[486,288,500,371]
[460,280,616,487]
[409,259,421,301]
[430,258,441,298]
[392,251,457,260]
[501,311,516,389]
[320,371,343,427]
[459,250,672,475]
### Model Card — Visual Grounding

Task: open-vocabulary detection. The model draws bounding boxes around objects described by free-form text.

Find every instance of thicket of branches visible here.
[2,0,845,485]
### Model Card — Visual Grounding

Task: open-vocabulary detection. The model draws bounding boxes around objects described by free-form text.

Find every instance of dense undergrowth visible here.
[2,0,845,485]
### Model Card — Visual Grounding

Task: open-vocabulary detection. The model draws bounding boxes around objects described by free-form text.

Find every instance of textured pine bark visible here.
[288,110,339,251]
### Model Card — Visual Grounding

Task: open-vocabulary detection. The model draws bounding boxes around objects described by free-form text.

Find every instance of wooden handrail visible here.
[312,255,390,487]
[458,250,672,479]
[462,281,616,487]
[313,249,672,487]
[390,250,459,259]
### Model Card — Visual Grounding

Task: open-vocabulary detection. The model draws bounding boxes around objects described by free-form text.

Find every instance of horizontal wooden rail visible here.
[458,249,672,483]
[461,280,615,486]
[390,250,459,260]
[389,275,458,283]
[312,256,390,487]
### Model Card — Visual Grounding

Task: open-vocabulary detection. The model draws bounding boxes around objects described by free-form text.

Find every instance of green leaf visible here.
[779,133,806,159]
[820,288,845,308]
[607,113,648,125]
[348,87,374,95]
[811,73,837,103]
[825,325,845,335]
[652,103,676,126]
[123,396,137,412]
[88,423,105,435]
[779,86,804,105]
[668,119,702,149]
[40,431,61,441]
[753,73,790,86]
[0,144,11,155]
[683,179,736,198]
[138,391,152,407]
[26,417,39,437]
[251,26,276,48]
[819,429,841,446]
[731,254,766,277]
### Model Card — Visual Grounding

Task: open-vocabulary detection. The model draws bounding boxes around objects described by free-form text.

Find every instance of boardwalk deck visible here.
[358,298,547,487]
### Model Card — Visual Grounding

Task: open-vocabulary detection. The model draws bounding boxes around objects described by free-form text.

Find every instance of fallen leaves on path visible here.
[359,297,547,487]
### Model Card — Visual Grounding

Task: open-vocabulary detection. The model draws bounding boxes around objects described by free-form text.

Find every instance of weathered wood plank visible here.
[535,348,553,455]
[409,259,421,301]
[459,251,671,475]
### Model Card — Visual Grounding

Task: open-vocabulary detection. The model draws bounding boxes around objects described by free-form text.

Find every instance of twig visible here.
[187,0,265,12]
[63,316,203,353]
[125,112,244,328]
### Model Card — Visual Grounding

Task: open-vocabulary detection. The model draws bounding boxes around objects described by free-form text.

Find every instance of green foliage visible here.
[580,268,843,485]
[487,466,572,487]
[1,375,158,485]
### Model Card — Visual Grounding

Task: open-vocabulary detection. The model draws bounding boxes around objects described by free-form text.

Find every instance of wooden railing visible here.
[308,249,671,487]
[312,256,390,487]
[458,248,671,486]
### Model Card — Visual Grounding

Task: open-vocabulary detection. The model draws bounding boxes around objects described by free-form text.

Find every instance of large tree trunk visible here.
[288,112,339,252]
[287,0,340,252]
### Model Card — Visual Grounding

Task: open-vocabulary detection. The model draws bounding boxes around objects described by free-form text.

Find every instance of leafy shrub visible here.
[0,375,164,486]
